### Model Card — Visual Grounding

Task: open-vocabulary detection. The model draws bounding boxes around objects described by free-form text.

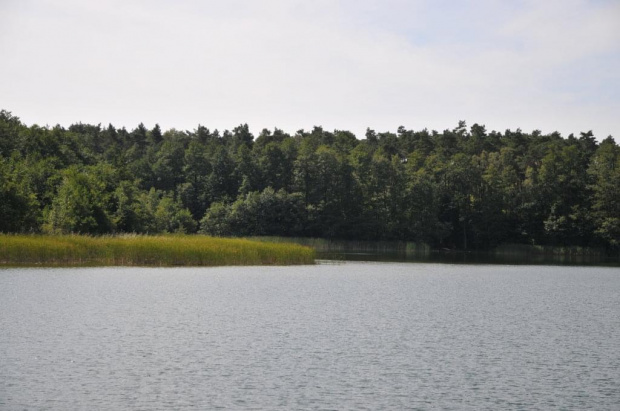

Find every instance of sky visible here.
[1,0,619,140]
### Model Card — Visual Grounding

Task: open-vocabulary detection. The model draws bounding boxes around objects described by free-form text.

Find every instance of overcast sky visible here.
[1,0,619,140]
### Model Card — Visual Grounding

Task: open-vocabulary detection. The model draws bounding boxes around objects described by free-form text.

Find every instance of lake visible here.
[1,263,619,410]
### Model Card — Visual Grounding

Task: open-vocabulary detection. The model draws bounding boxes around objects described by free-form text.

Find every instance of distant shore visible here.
[253,236,612,256]
[0,234,315,267]
[1,234,616,268]
[252,236,619,266]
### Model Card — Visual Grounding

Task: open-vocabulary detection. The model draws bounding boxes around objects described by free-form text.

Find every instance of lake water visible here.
[1,263,619,410]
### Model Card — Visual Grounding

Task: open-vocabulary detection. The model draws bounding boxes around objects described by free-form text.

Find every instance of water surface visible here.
[1,263,619,410]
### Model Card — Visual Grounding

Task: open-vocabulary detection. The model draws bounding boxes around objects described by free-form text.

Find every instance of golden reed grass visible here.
[0,234,315,267]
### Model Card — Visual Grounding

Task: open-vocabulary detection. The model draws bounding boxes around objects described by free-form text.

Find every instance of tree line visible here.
[1,110,618,251]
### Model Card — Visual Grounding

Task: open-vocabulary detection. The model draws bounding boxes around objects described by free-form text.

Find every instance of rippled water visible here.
[1,263,619,410]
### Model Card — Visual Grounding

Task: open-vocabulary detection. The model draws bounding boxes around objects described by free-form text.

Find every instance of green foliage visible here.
[199,202,233,236]
[111,181,154,233]
[0,110,21,156]
[153,193,197,234]
[0,158,39,232]
[200,188,305,237]
[43,166,114,234]
[588,137,620,246]
[1,109,617,252]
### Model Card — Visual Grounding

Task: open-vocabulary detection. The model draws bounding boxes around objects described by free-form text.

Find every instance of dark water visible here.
[1,263,619,410]
[317,251,620,267]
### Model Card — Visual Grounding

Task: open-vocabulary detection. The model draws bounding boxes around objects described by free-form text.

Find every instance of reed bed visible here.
[0,234,315,267]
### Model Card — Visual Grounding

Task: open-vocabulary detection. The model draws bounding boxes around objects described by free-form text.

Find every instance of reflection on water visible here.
[255,235,620,267]
[318,250,620,267]
[1,264,619,410]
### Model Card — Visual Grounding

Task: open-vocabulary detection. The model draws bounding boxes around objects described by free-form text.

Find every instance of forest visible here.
[1,109,618,252]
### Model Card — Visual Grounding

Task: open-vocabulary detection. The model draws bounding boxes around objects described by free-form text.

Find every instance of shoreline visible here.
[0,234,315,267]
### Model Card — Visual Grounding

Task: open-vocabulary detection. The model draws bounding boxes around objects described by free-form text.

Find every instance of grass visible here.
[0,234,315,267]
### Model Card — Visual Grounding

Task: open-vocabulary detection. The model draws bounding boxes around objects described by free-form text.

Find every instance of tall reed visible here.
[0,234,315,266]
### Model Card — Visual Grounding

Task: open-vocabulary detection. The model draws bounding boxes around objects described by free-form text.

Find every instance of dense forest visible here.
[1,110,618,251]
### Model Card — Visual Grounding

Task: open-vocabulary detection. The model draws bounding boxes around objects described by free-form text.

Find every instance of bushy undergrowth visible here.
[0,234,315,266]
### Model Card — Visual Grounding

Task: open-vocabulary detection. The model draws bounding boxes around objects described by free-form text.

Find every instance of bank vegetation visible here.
[0,234,315,266]
[1,110,618,254]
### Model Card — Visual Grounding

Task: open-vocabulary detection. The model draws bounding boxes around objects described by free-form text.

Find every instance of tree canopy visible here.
[1,109,618,251]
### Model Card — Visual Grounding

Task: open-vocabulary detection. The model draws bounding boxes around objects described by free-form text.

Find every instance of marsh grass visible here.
[0,234,315,267]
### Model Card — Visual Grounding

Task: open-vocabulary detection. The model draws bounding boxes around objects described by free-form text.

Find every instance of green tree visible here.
[208,146,239,203]
[43,166,113,234]
[588,137,620,247]
[0,157,39,232]
[153,193,197,233]
[179,140,211,219]
[200,201,233,236]
[0,110,23,156]
[111,180,155,233]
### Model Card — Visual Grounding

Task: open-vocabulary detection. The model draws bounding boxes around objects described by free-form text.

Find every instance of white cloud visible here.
[501,0,620,63]
[0,0,618,140]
